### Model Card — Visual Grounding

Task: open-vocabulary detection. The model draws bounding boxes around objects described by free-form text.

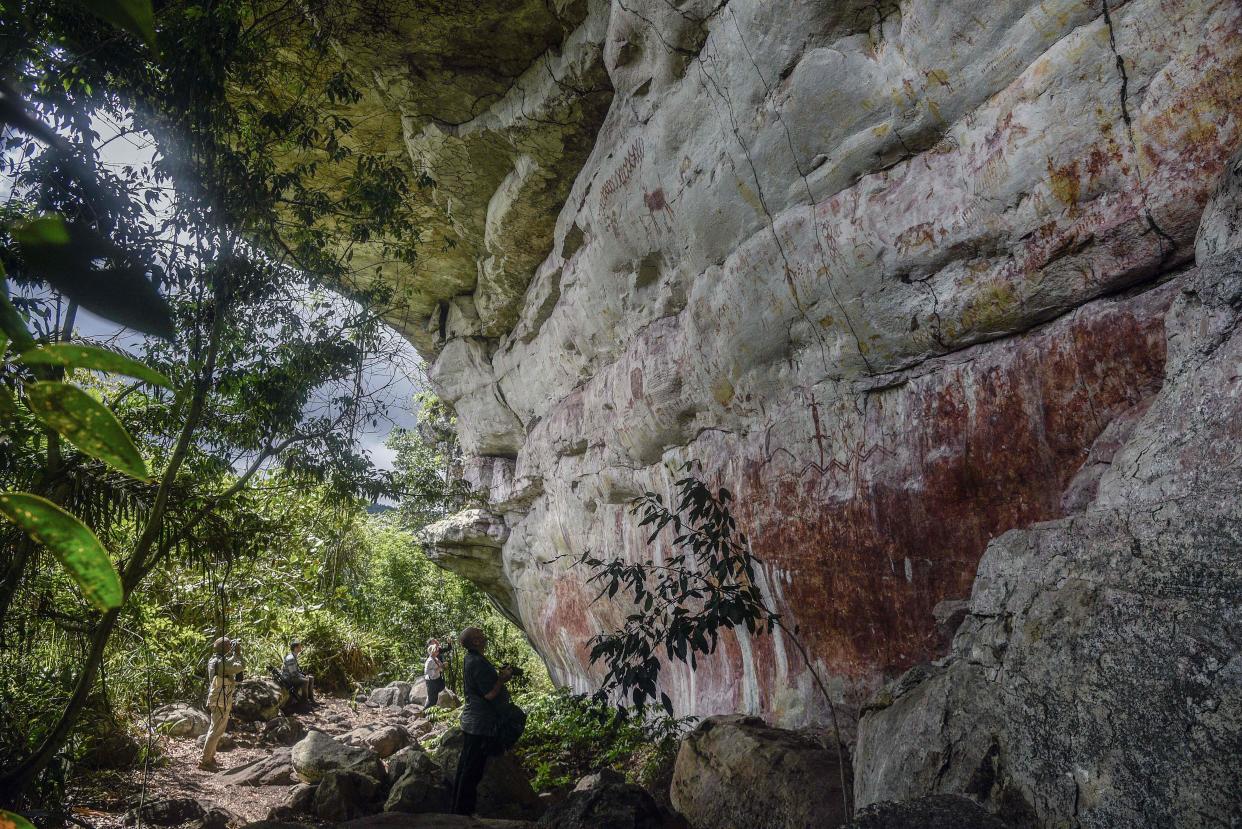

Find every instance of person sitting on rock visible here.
[201,636,244,769]
[451,626,513,816]
[424,638,446,707]
[283,639,315,704]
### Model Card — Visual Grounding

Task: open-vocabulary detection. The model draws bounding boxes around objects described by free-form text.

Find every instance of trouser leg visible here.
[201,699,230,764]
[427,677,443,707]
[306,675,314,702]
[451,733,490,815]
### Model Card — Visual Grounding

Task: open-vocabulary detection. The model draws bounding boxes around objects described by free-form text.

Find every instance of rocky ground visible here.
[70,687,447,828]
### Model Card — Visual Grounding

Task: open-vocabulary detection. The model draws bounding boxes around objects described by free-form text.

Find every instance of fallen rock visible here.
[231,679,288,722]
[124,798,241,829]
[289,782,317,813]
[435,688,461,710]
[670,716,849,829]
[386,745,440,785]
[314,769,380,821]
[407,718,433,738]
[384,766,451,813]
[292,730,385,783]
[78,728,140,770]
[152,703,210,738]
[435,727,542,819]
[368,681,414,708]
[262,716,305,746]
[401,704,425,718]
[364,725,411,758]
[538,777,666,829]
[845,795,1009,828]
[408,678,431,707]
[215,748,295,786]
[572,769,625,792]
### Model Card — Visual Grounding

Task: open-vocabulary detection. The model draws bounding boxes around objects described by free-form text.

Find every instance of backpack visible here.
[492,697,527,752]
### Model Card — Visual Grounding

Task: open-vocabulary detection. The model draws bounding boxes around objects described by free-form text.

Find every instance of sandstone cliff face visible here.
[328,0,1241,819]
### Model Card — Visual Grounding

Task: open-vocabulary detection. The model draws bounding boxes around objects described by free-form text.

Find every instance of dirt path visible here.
[69,695,405,827]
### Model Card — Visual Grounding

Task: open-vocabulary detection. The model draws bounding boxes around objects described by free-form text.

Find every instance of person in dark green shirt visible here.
[452,626,513,815]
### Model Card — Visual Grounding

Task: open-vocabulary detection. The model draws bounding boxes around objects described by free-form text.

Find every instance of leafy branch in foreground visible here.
[579,466,852,818]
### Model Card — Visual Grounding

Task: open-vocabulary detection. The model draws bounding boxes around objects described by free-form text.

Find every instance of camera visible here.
[500,663,525,679]
[439,641,453,656]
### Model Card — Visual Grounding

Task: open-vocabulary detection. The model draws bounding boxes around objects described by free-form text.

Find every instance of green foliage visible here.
[513,689,693,793]
[17,344,172,388]
[581,468,778,713]
[24,382,150,481]
[0,494,121,611]
[2,809,38,829]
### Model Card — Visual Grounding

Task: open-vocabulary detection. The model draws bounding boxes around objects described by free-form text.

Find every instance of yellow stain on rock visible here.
[712,376,735,406]
[1048,158,1080,208]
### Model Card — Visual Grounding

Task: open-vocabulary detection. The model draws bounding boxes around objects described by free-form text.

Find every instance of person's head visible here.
[459,627,487,653]
[290,639,302,655]
[212,636,231,654]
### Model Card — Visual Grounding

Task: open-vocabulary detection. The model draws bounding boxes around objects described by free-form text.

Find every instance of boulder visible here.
[385,745,440,785]
[78,728,140,770]
[670,716,849,829]
[385,767,451,813]
[407,718,433,738]
[408,678,431,707]
[401,704,425,718]
[368,681,414,708]
[436,688,461,710]
[313,769,380,821]
[289,782,317,813]
[845,795,1010,828]
[215,748,296,786]
[262,716,305,746]
[435,727,542,819]
[572,769,625,792]
[125,798,241,829]
[152,703,209,738]
[364,725,411,758]
[231,679,288,722]
[538,777,666,829]
[291,730,385,783]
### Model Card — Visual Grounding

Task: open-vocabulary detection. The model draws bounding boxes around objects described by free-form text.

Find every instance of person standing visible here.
[451,627,513,816]
[283,639,315,704]
[200,636,244,769]
[424,638,445,707]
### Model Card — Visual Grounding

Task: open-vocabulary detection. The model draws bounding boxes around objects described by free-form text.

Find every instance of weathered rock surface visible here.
[216,748,296,787]
[435,727,543,820]
[844,795,1010,829]
[372,0,1242,733]
[538,771,668,829]
[261,716,305,746]
[231,679,288,722]
[367,682,414,709]
[300,0,1242,822]
[291,730,385,784]
[338,814,536,829]
[313,769,380,821]
[670,715,848,829]
[125,799,241,829]
[853,151,1242,826]
[152,703,210,738]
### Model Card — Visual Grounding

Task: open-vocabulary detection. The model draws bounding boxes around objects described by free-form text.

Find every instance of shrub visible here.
[512,688,693,793]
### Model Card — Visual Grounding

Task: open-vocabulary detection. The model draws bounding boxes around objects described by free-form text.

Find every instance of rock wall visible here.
[407,0,1242,728]
[853,150,1242,826]
[322,0,1242,764]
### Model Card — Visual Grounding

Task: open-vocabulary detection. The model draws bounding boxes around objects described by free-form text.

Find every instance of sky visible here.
[6,111,428,474]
